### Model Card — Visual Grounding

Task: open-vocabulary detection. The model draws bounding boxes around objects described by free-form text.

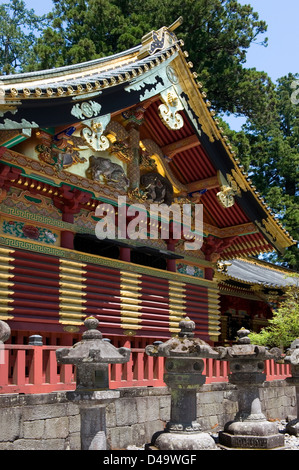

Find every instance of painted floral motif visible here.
[22,225,39,240]
[177,263,204,278]
[2,220,58,245]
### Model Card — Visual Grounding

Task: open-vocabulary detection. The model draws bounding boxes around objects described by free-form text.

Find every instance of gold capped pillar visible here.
[168,280,186,333]
[120,271,142,334]
[0,247,15,321]
[59,259,87,327]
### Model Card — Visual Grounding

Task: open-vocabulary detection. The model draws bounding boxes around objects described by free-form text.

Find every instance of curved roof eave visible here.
[220,258,298,289]
[0,44,141,84]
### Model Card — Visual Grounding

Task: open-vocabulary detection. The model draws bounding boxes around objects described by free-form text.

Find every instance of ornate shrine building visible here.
[0,21,295,349]
[216,257,298,344]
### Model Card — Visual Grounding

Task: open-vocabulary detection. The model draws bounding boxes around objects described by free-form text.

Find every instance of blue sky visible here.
[2,0,298,129]
[239,0,298,81]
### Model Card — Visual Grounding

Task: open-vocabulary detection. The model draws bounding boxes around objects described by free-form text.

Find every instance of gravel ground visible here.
[276,420,299,450]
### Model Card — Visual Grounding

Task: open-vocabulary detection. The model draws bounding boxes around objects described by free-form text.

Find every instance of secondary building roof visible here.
[219,258,298,289]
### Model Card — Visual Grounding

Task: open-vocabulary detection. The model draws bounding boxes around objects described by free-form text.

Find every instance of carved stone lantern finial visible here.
[237,327,251,344]
[178,317,195,338]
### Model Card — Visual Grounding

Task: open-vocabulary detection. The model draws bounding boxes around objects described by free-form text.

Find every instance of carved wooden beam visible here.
[203,222,258,239]
[0,163,22,189]
[186,175,219,193]
[161,134,199,159]
[0,129,32,148]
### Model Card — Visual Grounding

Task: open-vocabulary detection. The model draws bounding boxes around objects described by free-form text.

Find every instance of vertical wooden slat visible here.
[29,346,43,386]
[45,349,58,384]
[59,364,73,384]
[13,349,26,385]
[0,349,9,386]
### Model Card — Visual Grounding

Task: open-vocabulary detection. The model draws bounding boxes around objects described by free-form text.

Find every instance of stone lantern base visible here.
[148,430,217,451]
[219,419,284,449]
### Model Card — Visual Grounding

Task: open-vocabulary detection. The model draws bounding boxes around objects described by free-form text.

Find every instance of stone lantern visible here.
[0,320,11,365]
[285,338,299,436]
[145,317,220,450]
[0,320,10,342]
[56,316,131,450]
[216,327,284,449]
[56,316,130,391]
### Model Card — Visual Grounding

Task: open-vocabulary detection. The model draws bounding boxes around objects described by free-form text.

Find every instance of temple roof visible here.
[0,20,295,258]
[219,258,298,289]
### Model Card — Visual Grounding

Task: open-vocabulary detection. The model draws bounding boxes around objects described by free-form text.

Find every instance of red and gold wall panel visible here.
[0,247,60,328]
[0,243,220,342]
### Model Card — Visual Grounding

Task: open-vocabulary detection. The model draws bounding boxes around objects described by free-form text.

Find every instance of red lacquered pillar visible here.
[166,239,176,272]
[61,209,75,250]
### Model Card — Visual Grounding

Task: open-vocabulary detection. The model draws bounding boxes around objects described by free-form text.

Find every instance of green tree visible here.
[0,0,47,75]
[31,0,274,124]
[248,276,299,350]
[122,0,274,120]
[30,0,126,70]
[228,74,299,269]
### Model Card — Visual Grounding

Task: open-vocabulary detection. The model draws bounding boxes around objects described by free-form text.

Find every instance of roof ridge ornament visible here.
[137,17,183,60]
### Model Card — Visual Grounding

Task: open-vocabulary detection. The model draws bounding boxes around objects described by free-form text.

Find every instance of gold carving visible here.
[81,115,111,152]
[255,217,285,248]
[141,138,187,194]
[261,218,278,241]
[159,88,184,130]
[231,168,248,192]
[127,187,148,203]
[217,185,236,208]
[35,131,87,171]
[216,171,244,208]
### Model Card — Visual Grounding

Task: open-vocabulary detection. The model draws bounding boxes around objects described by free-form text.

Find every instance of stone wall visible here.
[0,381,296,450]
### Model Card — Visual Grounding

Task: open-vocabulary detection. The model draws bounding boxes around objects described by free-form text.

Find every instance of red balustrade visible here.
[265,359,291,381]
[0,344,291,395]
[204,357,230,383]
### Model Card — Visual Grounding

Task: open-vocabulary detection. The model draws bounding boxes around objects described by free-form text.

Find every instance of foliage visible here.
[0,0,47,75]
[29,0,273,123]
[127,0,273,119]
[228,74,299,270]
[28,0,126,69]
[248,276,299,350]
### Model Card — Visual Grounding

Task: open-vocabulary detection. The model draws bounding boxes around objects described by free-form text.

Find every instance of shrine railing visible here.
[0,344,291,395]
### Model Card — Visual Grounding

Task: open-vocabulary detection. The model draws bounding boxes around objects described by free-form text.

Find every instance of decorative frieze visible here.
[176,263,204,278]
